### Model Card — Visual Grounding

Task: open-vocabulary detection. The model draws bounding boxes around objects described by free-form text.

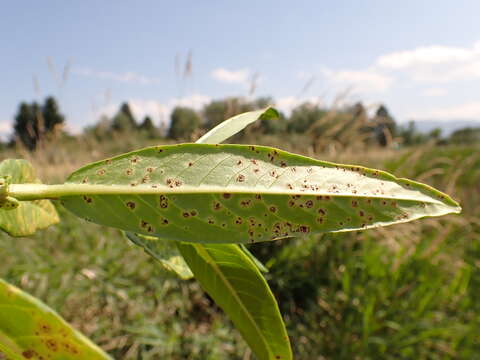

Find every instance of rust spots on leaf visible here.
[22,350,36,358]
[236,174,246,182]
[130,156,140,164]
[159,195,168,208]
[240,199,252,208]
[298,225,310,233]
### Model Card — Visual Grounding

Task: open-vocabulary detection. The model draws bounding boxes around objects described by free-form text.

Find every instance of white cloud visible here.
[275,96,322,114]
[422,87,447,97]
[211,68,250,85]
[321,67,393,93]
[408,101,480,121]
[0,121,11,139]
[376,41,480,83]
[74,67,161,85]
[377,45,476,69]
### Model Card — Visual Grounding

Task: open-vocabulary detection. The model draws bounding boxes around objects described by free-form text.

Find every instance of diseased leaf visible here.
[125,232,193,279]
[0,159,59,237]
[197,107,279,145]
[176,243,292,360]
[60,144,461,244]
[0,278,111,359]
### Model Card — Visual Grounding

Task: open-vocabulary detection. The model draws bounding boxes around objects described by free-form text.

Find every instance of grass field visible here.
[1,135,478,359]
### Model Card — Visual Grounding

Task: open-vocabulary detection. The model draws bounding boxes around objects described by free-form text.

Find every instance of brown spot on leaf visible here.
[236,174,246,182]
[96,169,106,176]
[126,201,136,210]
[223,193,231,199]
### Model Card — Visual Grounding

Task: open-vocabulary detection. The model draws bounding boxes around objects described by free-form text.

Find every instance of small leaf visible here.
[0,159,59,237]
[0,278,111,359]
[176,243,292,360]
[60,144,460,244]
[125,232,193,279]
[197,107,279,145]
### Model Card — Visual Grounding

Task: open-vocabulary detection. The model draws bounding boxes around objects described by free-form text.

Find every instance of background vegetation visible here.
[0,96,479,359]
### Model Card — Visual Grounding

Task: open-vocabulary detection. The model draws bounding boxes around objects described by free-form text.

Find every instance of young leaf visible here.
[197,107,279,145]
[0,278,111,359]
[0,159,59,237]
[39,143,461,244]
[176,243,292,360]
[125,232,193,279]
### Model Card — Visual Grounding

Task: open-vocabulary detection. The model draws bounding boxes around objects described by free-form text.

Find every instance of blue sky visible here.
[2,1,480,136]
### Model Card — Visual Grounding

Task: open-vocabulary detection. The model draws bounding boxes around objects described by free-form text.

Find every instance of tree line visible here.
[5,95,479,151]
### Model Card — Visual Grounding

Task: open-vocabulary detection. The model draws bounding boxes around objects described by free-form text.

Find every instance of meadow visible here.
[0,132,478,359]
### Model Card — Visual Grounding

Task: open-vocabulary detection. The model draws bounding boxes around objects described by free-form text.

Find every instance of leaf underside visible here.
[0,160,59,237]
[125,232,193,279]
[61,143,460,244]
[176,243,292,360]
[0,279,111,360]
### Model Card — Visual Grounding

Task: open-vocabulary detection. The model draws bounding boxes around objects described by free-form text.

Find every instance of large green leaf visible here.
[176,243,292,360]
[0,278,111,359]
[55,143,460,244]
[125,232,193,279]
[0,159,59,237]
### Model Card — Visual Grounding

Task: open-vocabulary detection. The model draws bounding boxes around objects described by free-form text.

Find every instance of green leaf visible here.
[58,143,460,244]
[0,159,59,237]
[176,243,292,360]
[0,278,111,359]
[125,232,193,279]
[197,107,279,144]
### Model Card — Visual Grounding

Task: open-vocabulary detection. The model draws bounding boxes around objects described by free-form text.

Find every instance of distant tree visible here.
[111,102,137,132]
[448,127,480,145]
[42,96,65,133]
[138,116,159,138]
[373,104,396,146]
[12,96,65,150]
[168,107,201,140]
[287,103,326,133]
